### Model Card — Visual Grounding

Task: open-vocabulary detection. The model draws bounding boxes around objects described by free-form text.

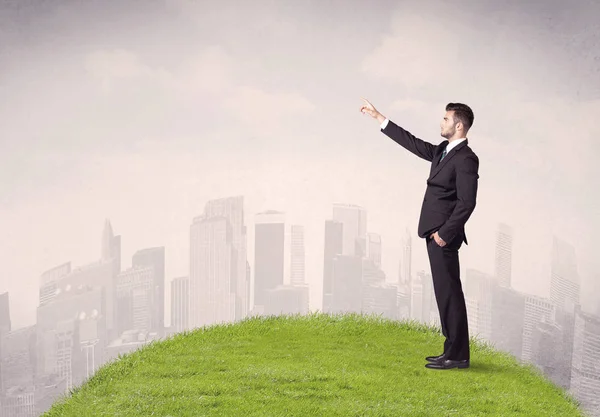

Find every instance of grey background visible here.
[0,0,599,415]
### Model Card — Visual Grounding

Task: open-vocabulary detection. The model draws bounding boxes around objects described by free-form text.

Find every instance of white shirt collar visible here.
[445,137,467,153]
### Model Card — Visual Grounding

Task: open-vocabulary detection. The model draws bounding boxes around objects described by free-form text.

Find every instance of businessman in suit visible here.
[360,98,479,370]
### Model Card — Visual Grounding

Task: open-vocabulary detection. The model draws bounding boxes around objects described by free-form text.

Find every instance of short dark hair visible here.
[446,103,474,131]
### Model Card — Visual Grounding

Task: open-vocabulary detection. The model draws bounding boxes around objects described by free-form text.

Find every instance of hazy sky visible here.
[1,0,599,328]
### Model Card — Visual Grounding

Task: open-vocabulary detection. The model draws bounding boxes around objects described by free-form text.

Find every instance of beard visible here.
[441,126,456,139]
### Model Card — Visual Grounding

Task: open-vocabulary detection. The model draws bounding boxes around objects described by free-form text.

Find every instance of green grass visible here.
[43,312,587,416]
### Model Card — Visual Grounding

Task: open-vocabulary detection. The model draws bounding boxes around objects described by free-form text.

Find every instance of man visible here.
[360,98,479,370]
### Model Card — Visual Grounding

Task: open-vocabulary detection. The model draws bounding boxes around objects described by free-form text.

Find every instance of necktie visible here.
[440,148,447,161]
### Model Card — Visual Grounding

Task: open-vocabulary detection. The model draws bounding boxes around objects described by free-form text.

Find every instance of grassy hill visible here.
[43,312,587,416]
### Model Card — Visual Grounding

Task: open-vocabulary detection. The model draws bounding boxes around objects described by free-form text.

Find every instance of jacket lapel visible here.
[428,139,468,181]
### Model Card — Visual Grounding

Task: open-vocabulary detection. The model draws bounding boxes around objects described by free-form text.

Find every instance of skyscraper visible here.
[322,220,343,313]
[550,236,580,312]
[132,247,165,333]
[332,203,367,257]
[397,228,412,320]
[254,211,285,310]
[494,223,513,288]
[570,306,600,415]
[367,232,382,268]
[203,196,249,321]
[290,225,305,286]
[190,215,235,328]
[189,196,249,327]
[171,277,189,333]
[522,295,555,363]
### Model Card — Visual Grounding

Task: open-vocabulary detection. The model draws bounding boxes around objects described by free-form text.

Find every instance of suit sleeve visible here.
[437,154,479,243]
[380,119,437,162]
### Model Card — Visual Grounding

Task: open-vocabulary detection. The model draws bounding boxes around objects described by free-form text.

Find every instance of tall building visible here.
[0,292,10,394]
[411,270,433,324]
[189,196,249,327]
[39,262,71,307]
[203,196,249,321]
[397,229,412,320]
[494,223,513,288]
[490,286,525,360]
[0,291,10,333]
[522,295,555,363]
[132,247,165,333]
[322,220,343,313]
[464,269,494,342]
[332,203,367,257]
[100,219,121,336]
[290,225,305,286]
[35,284,105,393]
[550,236,580,312]
[254,211,285,310]
[116,266,155,333]
[367,232,382,268]
[190,215,235,328]
[330,255,363,313]
[101,218,121,273]
[570,307,600,416]
[171,277,189,333]
[362,258,396,320]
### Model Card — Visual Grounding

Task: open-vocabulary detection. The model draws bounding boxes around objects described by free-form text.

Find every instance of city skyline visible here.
[1,194,597,329]
[1,194,599,416]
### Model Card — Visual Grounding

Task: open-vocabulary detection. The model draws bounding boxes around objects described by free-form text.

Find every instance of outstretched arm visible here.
[360,98,437,162]
[437,154,479,243]
[380,118,437,162]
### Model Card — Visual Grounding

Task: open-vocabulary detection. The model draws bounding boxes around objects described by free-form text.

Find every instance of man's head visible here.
[440,102,474,141]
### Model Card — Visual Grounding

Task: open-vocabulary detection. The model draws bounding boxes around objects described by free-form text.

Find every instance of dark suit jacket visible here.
[381,119,479,245]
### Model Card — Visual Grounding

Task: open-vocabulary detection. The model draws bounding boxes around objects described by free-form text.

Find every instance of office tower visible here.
[171,277,189,333]
[570,307,600,416]
[330,255,363,313]
[367,232,382,268]
[101,218,121,273]
[464,269,494,342]
[290,225,305,286]
[190,215,235,327]
[253,211,285,311]
[132,247,165,333]
[494,223,513,288]
[322,220,343,312]
[522,295,555,363]
[397,228,412,320]
[189,196,249,327]
[490,286,525,359]
[204,196,249,320]
[116,266,155,333]
[39,262,71,307]
[332,203,367,257]
[550,236,580,312]
[411,270,433,324]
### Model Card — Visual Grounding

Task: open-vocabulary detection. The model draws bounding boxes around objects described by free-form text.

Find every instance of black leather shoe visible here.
[425,359,469,370]
[425,353,446,363]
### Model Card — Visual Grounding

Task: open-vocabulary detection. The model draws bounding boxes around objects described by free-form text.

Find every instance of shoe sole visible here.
[425,362,470,369]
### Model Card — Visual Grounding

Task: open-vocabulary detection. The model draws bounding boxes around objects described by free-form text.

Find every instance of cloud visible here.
[223,86,315,135]
[390,98,429,113]
[361,13,462,90]
[82,45,315,139]
[84,49,175,94]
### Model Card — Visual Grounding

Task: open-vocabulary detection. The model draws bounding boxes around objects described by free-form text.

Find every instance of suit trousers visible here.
[425,232,470,361]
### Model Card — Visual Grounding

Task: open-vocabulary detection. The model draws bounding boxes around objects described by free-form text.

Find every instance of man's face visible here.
[440,111,457,139]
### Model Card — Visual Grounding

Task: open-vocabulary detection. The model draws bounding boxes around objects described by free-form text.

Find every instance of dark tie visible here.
[440,148,447,161]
